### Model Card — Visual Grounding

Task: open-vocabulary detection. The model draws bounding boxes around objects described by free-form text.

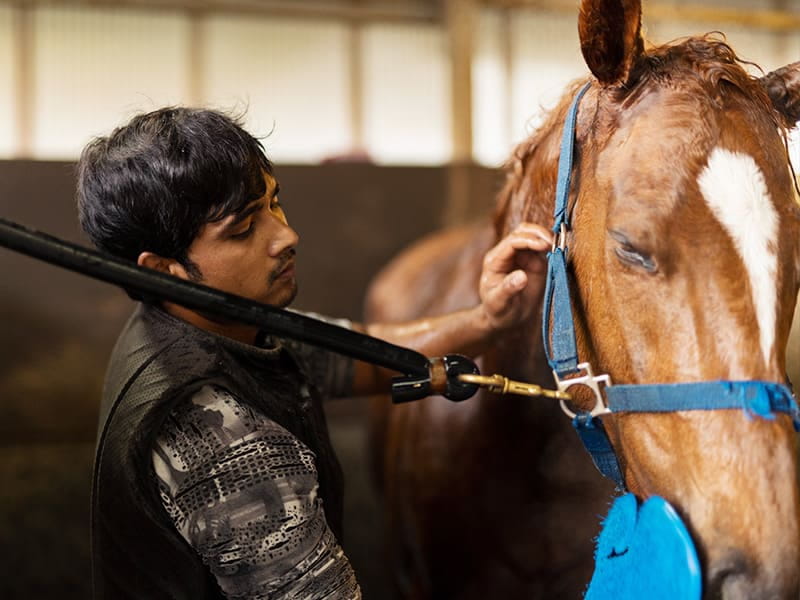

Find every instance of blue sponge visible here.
[585,494,702,599]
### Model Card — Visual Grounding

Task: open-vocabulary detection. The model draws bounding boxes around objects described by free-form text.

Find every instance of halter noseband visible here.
[542,82,800,490]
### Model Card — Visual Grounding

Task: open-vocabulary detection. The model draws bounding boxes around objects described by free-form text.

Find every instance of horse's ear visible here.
[759,62,800,127]
[578,0,644,85]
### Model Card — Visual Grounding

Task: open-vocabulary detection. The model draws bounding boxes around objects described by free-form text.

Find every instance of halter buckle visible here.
[552,222,568,253]
[554,362,612,418]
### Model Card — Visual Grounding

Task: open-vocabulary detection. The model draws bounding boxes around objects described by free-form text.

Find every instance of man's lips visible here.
[275,259,295,279]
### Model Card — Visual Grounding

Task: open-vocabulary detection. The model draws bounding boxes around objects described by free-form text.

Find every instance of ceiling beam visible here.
[486,0,800,32]
[8,0,800,31]
[1,0,440,23]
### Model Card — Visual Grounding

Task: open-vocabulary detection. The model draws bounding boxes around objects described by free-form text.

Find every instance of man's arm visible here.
[152,385,361,599]
[350,222,553,396]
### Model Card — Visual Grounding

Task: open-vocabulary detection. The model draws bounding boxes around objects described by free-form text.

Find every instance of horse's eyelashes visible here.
[608,229,658,272]
[614,245,657,272]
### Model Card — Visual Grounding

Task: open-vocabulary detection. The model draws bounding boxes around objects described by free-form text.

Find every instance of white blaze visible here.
[698,147,779,366]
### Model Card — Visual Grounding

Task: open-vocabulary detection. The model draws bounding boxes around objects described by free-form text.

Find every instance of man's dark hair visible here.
[77,107,273,278]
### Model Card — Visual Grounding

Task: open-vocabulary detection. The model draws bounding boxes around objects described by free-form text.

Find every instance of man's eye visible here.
[231,221,254,239]
[270,199,282,211]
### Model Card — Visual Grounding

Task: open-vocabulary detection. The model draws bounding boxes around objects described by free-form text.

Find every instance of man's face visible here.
[185,173,299,308]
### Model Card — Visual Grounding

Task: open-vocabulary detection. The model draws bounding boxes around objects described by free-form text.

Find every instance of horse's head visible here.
[501,0,800,596]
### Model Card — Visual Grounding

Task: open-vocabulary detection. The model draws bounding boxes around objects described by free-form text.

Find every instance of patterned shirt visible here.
[151,330,361,599]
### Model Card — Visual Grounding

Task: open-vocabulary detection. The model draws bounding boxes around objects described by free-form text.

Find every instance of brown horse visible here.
[366,1,800,598]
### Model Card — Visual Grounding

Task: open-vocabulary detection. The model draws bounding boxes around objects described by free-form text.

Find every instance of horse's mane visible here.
[493,33,784,240]
[493,80,585,239]
[632,34,777,115]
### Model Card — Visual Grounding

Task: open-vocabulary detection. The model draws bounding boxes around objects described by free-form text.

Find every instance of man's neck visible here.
[161,301,259,345]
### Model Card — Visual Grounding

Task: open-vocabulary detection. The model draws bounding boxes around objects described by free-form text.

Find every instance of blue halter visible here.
[542,81,800,490]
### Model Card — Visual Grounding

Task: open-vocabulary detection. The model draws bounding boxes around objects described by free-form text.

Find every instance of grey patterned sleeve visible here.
[151,384,361,599]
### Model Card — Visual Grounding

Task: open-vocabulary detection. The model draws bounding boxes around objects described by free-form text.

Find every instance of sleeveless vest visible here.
[91,304,345,599]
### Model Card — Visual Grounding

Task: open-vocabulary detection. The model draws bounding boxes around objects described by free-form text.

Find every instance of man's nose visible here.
[269,221,299,256]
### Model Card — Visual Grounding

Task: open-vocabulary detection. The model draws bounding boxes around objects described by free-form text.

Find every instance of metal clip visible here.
[552,222,568,253]
[553,362,612,418]
[458,373,571,400]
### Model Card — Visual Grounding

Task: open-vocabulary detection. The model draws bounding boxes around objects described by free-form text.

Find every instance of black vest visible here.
[91,304,345,599]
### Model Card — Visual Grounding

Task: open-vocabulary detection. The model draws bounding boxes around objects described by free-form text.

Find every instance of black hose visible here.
[0,216,431,377]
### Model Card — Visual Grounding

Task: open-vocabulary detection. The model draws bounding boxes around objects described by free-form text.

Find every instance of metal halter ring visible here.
[553,362,612,418]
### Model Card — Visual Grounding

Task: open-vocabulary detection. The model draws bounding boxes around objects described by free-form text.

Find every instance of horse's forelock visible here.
[636,34,782,131]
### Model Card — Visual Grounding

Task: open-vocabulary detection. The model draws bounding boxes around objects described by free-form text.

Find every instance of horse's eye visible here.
[609,229,658,273]
[615,245,657,272]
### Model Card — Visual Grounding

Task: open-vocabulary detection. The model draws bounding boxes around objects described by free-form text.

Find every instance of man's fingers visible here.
[483,236,549,272]
[505,269,528,290]
[479,223,551,329]
[484,269,527,315]
[511,222,555,240]
[483,223,553,271]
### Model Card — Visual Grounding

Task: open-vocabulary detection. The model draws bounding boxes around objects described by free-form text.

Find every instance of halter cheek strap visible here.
[542,82,590,377]
[542,82,800,491]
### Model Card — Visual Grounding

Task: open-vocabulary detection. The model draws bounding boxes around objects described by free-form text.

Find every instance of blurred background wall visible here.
[0,0,798,598]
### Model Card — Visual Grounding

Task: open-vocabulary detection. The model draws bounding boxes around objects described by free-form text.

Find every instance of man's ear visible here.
[137,251,191,281]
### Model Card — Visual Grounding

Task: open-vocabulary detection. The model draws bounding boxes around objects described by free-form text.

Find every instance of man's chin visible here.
[272,282,298,309]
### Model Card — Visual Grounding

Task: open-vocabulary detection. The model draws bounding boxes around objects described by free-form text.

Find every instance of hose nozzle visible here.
[391,354,479,403]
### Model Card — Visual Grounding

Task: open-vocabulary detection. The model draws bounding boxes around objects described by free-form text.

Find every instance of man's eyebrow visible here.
[222,200,263,230]
[271,182,281,199]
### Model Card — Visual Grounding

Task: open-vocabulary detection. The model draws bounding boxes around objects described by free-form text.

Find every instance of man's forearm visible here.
[349,222,552,397]
[365,306,495,360]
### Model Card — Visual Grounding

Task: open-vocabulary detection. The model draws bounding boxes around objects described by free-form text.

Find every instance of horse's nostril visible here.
[706,552,751,599]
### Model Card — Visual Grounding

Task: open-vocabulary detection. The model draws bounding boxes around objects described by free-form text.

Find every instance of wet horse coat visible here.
[367,1,800,598]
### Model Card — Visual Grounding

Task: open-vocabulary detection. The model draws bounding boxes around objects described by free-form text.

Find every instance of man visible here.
[78,107,552,599]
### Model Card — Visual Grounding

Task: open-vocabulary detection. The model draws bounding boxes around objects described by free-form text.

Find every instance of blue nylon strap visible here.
[543,248,579,374]
[606,381,800,431]
[573,413,626,490]
[572,381,799,491]
[552,82,592,231]
[542,81,591,377]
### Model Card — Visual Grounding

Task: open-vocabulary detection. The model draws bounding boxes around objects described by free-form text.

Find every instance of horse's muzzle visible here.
[706,550,800,600]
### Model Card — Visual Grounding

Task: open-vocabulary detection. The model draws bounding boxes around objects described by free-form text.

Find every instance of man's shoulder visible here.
[99,304,222,429]
[152,383,316,495]
[107,304,187,367]
[163,383,294,443]
[105,304,206,379]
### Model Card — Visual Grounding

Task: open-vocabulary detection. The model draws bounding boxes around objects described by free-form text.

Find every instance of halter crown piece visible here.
[541,82,800,490]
